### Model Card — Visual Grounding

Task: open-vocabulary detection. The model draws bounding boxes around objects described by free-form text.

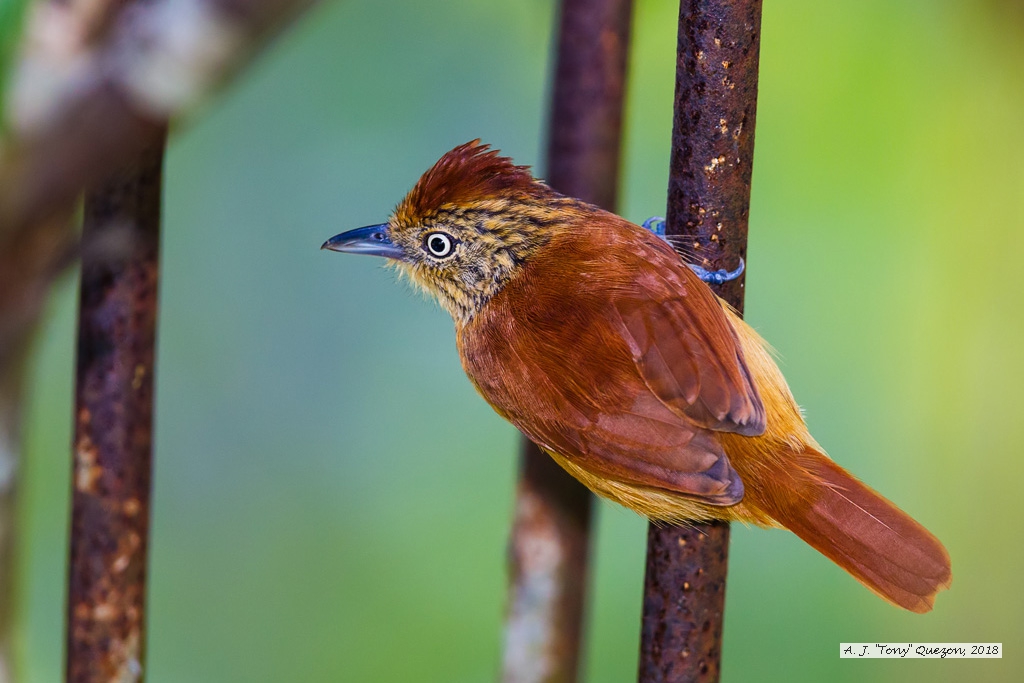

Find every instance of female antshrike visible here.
[323,141,951,613]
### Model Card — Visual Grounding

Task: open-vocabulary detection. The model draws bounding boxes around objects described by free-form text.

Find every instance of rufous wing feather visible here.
[601,224,766,437]
[458,221,755,506]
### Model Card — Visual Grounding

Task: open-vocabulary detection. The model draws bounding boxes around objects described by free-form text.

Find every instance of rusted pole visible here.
[502,0,632,681]
[637,1,762,682]
[67,128,167,683]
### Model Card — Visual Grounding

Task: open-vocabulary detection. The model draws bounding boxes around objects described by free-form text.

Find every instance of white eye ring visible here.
[425,232,455,258]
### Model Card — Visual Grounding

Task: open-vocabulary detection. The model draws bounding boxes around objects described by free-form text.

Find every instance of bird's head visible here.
[323,140,582,325]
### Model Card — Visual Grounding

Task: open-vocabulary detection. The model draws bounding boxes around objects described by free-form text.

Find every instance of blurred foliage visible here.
[0,0,29,122]
[9,0,1024,681]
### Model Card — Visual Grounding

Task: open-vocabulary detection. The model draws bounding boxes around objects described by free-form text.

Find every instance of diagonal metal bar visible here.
[637,1,762,681]
[0,1,313,674]
[501,0,633,681]
[66,128,167,683]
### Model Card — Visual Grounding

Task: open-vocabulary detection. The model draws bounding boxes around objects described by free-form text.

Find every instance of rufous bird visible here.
[322,141,951,612]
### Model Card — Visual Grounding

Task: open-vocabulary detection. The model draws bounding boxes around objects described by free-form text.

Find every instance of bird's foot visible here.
[688,258,744,284]
[641,216,666,237]
[641,216,745,284]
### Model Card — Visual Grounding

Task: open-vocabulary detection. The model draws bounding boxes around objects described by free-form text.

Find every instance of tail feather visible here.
[767,450,952,613]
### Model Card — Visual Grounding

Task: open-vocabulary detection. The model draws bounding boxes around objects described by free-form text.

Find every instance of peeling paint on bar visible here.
[638,1,763,681]
[502,1,634,680]
[66,130,166,683]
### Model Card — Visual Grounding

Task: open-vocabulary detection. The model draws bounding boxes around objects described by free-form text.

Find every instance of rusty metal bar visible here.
[67,129,167,683]
[637,1,762,681]
[544,0,632,209]
[501,0,633,681]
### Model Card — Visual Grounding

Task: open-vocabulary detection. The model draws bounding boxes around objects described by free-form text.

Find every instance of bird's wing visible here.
[610,234,766,436]
[460,312,745,506]
[457,221,765,506]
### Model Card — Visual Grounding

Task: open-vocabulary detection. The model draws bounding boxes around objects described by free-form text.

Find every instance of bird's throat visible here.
[396,248,527,327]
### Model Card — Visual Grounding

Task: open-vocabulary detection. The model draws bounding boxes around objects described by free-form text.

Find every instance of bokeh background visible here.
[12,0,1024,680]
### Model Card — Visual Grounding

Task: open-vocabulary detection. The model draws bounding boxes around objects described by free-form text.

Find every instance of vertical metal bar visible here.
[67,129,167,683]
[544,0,633,210]
[637,1,762,682]
[502,0,633,681]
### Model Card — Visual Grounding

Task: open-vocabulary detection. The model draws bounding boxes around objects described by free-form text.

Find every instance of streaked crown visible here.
[381,141,584,325]
[393,140,544,226]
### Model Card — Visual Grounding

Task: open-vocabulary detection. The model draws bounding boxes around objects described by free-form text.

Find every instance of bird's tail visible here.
[765,448,952,613]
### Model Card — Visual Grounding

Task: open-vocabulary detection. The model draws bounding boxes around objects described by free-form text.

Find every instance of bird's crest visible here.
[394,140,547,225]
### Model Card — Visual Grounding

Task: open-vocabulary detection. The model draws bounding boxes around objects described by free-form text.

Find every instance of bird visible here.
[322,140,951,612]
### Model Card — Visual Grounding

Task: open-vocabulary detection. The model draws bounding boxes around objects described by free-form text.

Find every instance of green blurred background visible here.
[12,0,1024,680]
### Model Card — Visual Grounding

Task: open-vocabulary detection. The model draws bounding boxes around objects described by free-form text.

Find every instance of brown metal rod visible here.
[544,0,633,209]
[501,0,633,681]
[67,129,167,683]
[637,1,762,682]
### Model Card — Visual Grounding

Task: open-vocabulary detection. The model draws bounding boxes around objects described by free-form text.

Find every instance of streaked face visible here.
[321,141,560,323]
[322,203,536,323]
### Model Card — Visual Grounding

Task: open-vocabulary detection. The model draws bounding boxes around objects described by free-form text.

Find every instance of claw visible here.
[641,216,666,237]
[640,215,744,284]
[687,258,744,284]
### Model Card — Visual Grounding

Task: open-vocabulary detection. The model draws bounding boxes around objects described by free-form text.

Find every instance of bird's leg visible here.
[688,258,745,285]
[641,216,744,285]
[641,216,667,237]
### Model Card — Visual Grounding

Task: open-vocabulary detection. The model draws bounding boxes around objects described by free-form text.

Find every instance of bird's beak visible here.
[321,223,405,259]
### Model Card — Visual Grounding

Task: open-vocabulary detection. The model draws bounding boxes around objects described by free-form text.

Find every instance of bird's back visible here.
[456,209,951,612]
[457,214,759,515]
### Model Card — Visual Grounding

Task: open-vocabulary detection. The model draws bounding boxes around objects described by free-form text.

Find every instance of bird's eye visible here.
[424,232,455,258]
